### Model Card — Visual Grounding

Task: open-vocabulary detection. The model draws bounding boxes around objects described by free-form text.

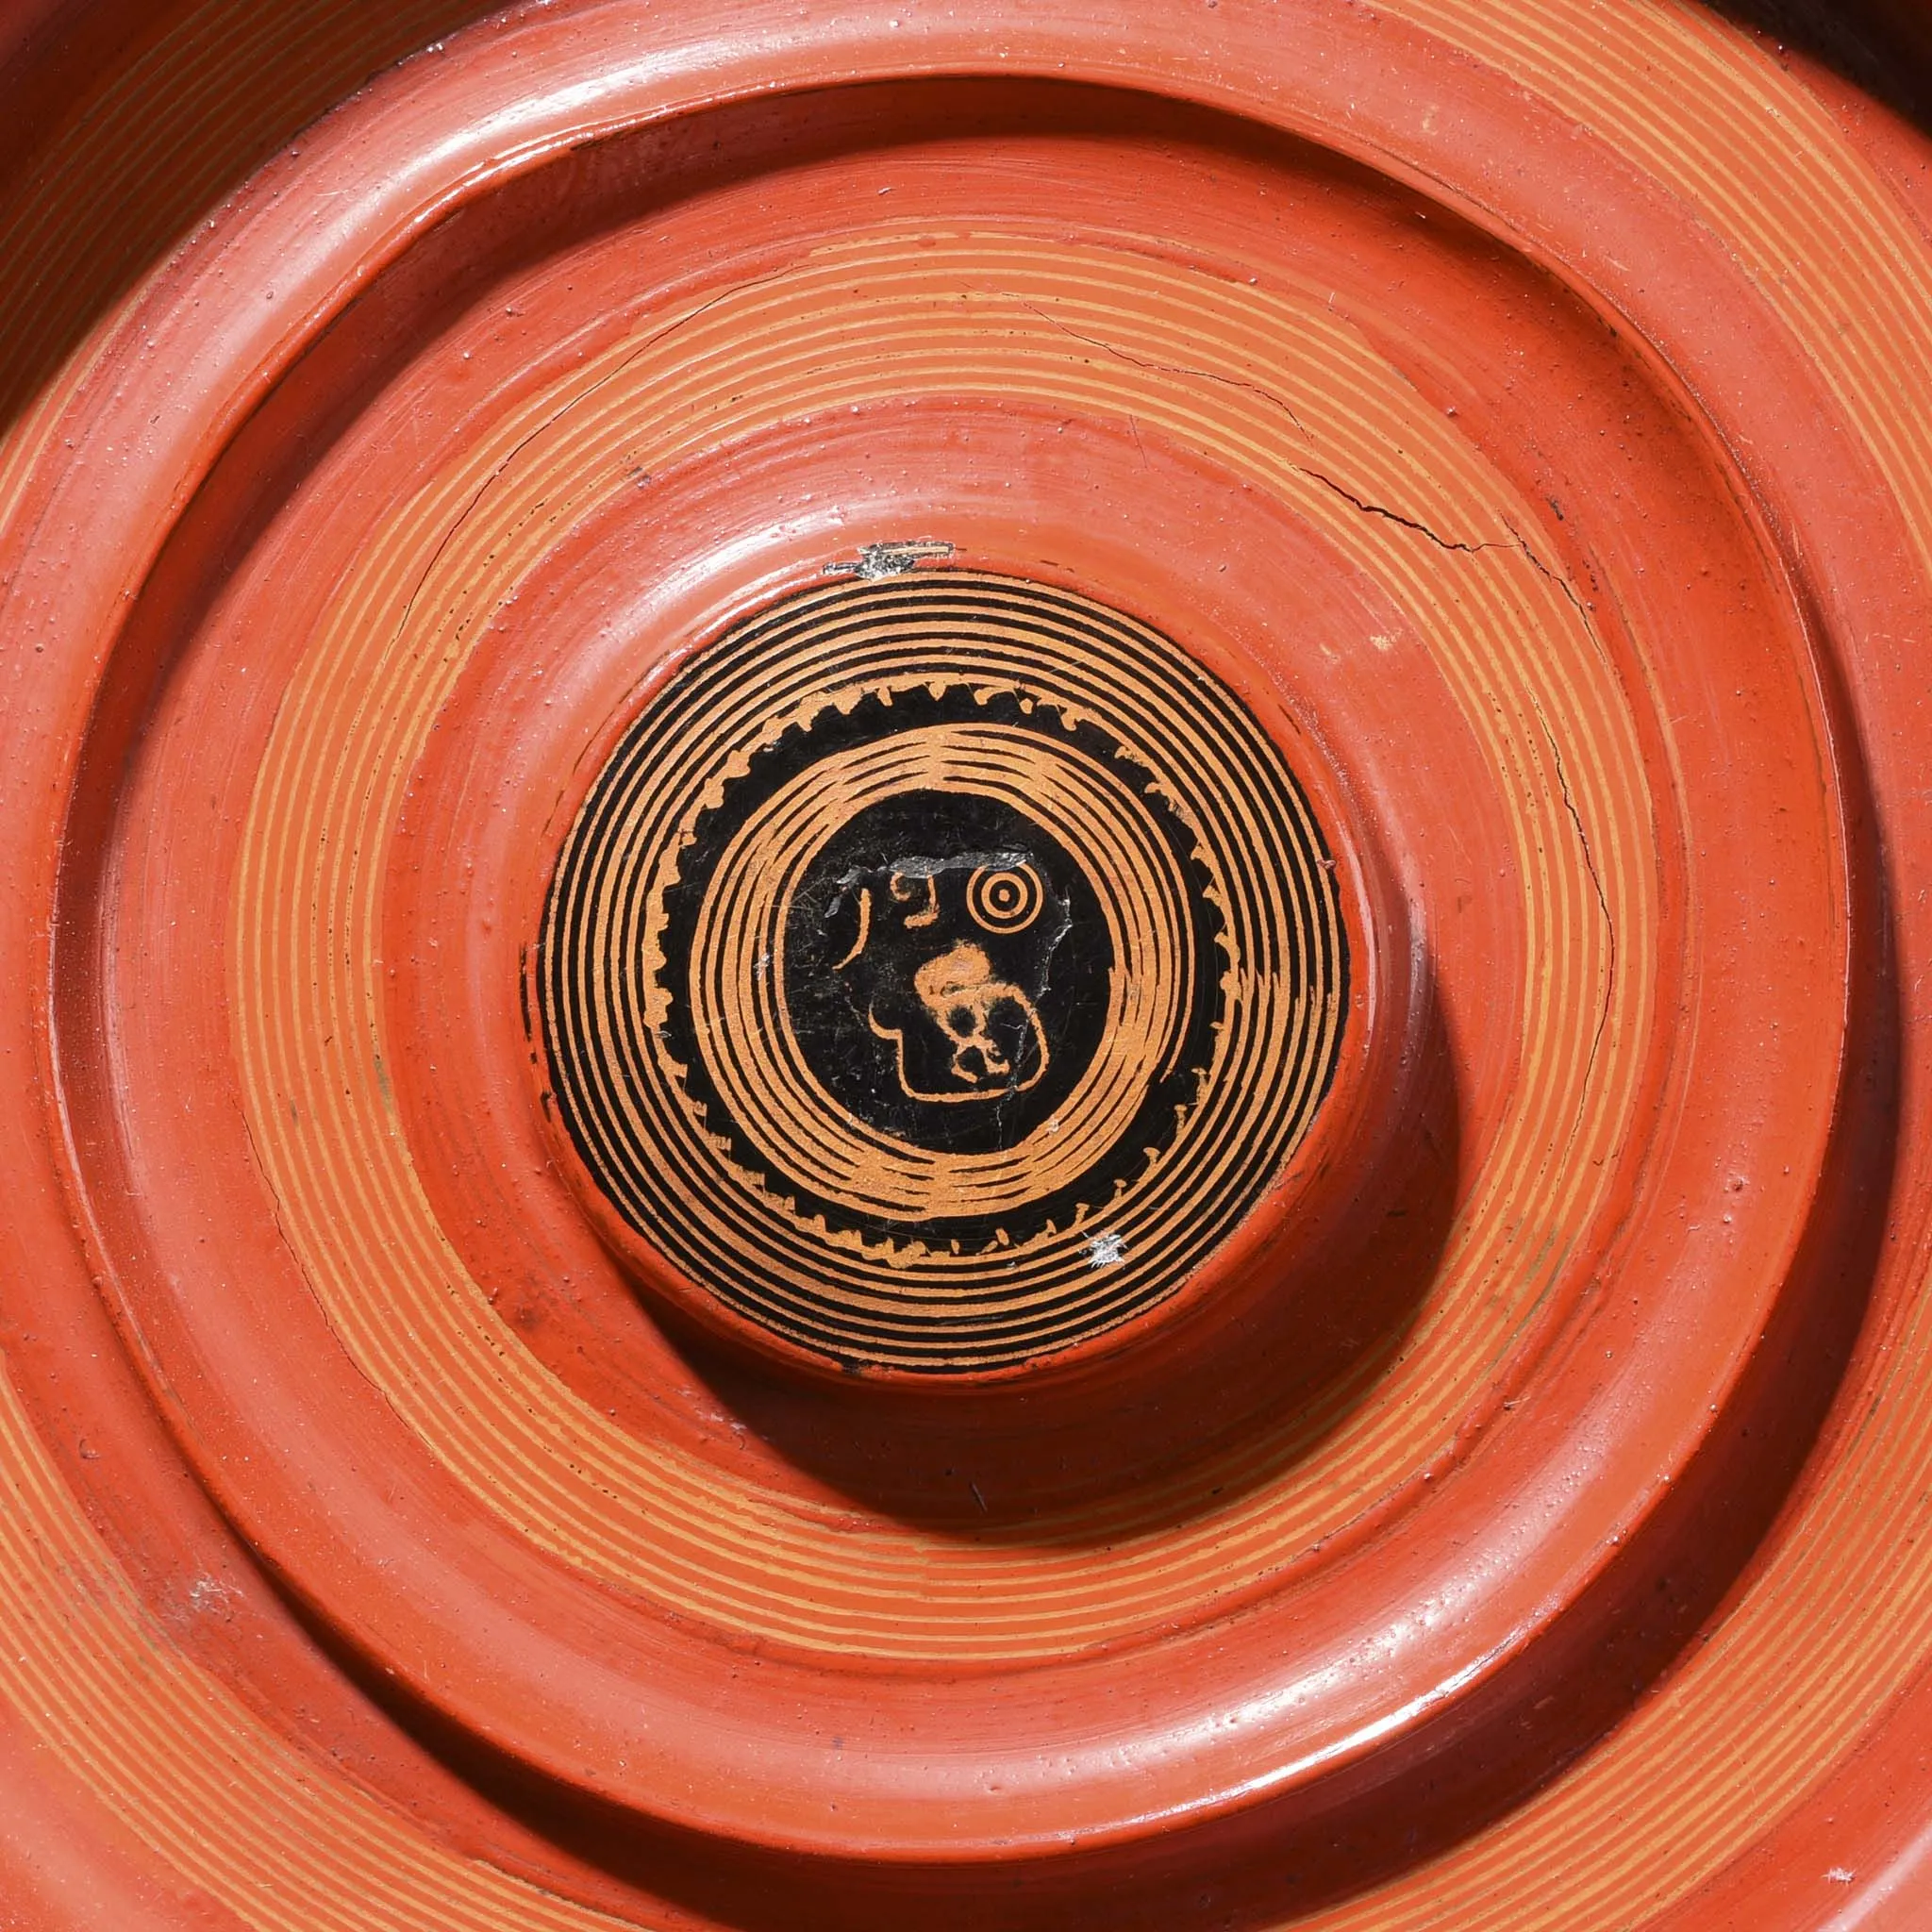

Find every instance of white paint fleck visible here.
[188,1576,237,1615]
[1088,1231,1126,1269]
[1826,1869,1856,1885]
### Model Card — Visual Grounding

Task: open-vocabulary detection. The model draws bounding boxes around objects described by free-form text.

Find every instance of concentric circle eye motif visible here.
[966,862,1043,933]
[537,571,1349,1376]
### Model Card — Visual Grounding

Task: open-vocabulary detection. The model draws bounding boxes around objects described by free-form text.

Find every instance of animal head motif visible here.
[832,852,1070,1105]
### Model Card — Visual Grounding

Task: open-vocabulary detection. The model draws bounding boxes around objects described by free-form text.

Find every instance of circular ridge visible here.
[0,4,1914,1920]
[198,210,1686,1676]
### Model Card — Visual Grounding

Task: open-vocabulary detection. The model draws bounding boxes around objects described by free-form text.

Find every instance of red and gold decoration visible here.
[539,571,1349,1375]
[1,0,1930,1925]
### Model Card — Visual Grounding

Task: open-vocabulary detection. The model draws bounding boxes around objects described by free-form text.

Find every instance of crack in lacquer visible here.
[1024,301,1619,1105]
[388,265,804,651]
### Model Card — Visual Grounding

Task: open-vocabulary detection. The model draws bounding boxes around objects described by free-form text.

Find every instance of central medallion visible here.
[657,686,1221,1248]
[790,791,1090,1142]
[538,571,1347,1376]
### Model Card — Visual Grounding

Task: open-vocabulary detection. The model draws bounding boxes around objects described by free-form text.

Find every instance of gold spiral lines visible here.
[690,724,1184,1228]
[1281,7,1925,1929]
[231,235,1646,1656]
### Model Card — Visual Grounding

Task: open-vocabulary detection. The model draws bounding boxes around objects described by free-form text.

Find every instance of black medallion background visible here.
[539,571,1350,1374]
[655,683,1224,1246]
[786,791,1098,1155]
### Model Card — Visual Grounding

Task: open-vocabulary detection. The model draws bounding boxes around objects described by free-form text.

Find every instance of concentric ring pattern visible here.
[540,571,1347,1373]
[219,218,1657,1672]
[0,0,1927,1927]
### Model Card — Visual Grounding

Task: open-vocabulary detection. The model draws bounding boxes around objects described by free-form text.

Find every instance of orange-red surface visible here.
[0,1,1927,1926]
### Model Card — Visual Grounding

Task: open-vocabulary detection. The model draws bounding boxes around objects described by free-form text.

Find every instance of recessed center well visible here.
[538,571,1347,1374]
